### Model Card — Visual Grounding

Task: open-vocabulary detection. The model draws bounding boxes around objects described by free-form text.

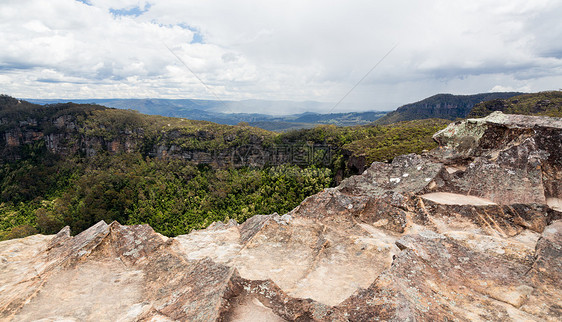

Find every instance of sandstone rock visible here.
[433,111,562,206]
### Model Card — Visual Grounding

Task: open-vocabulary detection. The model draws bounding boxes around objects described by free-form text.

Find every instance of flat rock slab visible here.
[421,192,497,205]
[12,260,145,321]
[547,197,562,212]
[229,297,285,322]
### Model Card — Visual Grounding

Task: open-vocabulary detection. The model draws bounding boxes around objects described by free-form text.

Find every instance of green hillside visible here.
[468,91,562,118]
[375,92,522,125]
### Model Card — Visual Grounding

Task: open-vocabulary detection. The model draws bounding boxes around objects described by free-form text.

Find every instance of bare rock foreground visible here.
[1,112,561,321]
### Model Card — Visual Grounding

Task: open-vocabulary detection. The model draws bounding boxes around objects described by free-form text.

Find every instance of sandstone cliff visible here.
[0,99,273,166]
[374,92,522,125]
[1,112,561,321]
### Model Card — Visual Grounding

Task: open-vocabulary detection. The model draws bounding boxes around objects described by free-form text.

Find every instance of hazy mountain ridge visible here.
[25,98,388,131]
[374,92,523,124]
[27,92,526,131]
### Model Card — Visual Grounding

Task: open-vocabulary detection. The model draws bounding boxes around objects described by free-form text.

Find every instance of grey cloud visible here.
[1,0,561,110]
[0,62,38,71]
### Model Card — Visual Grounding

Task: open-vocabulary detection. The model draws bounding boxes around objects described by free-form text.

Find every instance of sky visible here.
[1,0,561,113]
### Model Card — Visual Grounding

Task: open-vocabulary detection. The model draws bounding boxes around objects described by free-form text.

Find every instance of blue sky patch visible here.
[110,3,152,17]
[36,78,66,83]
[191,31,203,44]
[75,0,91,5]
[177,23,204,44]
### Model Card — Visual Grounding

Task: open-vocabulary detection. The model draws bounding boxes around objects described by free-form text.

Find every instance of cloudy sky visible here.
[1,0,561,112]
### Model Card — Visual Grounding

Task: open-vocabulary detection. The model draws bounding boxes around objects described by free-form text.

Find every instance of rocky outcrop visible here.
[1,112,561,321]
[432,111,562,208]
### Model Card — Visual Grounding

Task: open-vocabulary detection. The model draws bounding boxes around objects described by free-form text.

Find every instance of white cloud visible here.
[0,0,561,113]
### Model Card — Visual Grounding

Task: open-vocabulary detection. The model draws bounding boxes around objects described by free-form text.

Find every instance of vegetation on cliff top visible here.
[342,119,451,163]
[25,97,388,131]
[374,92,522,125]
[468,91,562,118]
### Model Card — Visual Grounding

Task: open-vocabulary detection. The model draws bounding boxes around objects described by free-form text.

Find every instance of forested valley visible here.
[0,94,454,239]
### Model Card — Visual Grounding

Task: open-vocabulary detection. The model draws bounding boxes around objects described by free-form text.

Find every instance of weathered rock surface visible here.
[1,112,561,321]
[432,111,562,205]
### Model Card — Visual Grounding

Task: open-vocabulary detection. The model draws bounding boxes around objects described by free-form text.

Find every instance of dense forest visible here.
[0,153,332,238]
[0,94,454,240]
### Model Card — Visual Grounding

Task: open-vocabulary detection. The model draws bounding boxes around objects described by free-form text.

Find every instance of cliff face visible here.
[1,112,561,321]
[0,100,276,167]
[0,99,345,171]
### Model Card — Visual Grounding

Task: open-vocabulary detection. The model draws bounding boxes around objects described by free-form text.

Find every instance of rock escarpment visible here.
[1,112,561,321]
[374,92,522,125]
[0,102,268,166]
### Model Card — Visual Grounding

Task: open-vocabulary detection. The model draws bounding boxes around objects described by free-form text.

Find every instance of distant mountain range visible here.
[373,92,523,124]
[26,92,529,131]
[25,98,388,131]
